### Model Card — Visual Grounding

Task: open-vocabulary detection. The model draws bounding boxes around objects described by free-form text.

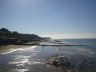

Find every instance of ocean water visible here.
[0,39,96,72]
[62,39,96,48]
[59,39,96,72]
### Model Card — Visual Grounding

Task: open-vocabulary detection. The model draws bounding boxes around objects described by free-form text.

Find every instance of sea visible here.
[0,38,96,72]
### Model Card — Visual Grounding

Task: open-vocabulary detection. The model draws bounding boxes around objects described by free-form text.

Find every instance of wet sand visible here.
[0,41,41,54]
[0,45,31,54]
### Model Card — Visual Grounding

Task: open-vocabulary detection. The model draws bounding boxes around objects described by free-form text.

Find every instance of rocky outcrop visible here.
[46,55,76,72]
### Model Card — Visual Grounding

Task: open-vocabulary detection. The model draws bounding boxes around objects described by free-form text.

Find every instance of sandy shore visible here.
[0,41,41,54]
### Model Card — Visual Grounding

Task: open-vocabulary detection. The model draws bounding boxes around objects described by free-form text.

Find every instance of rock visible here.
[47,55,71,67]
[47,55,76,72]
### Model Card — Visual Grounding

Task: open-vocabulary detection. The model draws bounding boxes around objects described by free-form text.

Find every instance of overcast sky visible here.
[0,0,96,39]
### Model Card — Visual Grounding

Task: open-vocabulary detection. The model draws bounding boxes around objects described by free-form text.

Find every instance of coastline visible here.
[0,41,42,54]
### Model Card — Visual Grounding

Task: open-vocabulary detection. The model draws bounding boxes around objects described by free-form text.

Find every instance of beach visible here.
[0,41,41,54]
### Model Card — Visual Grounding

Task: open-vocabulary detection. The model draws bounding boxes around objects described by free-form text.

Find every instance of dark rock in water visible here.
[47,55,70,66]
[46,54,96,72]
[47,55,76,72]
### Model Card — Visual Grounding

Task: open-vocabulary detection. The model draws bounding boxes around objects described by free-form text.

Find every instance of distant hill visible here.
[0,28,42,45]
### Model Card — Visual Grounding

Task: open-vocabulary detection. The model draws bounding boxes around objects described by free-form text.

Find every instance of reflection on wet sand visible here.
[0,45,35,54]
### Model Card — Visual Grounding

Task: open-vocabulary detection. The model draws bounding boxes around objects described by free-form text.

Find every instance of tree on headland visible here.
[11,31,19,39]
[0,28,11,34]
[0,28,11,38]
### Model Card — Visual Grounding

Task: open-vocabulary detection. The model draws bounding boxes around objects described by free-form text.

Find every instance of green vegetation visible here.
[0,28,42,45]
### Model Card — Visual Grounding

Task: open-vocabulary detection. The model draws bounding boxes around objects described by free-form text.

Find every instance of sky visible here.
[0,0,96,39]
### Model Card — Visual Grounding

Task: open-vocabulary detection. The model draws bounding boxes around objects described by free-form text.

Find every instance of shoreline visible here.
[0,41,42,54]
